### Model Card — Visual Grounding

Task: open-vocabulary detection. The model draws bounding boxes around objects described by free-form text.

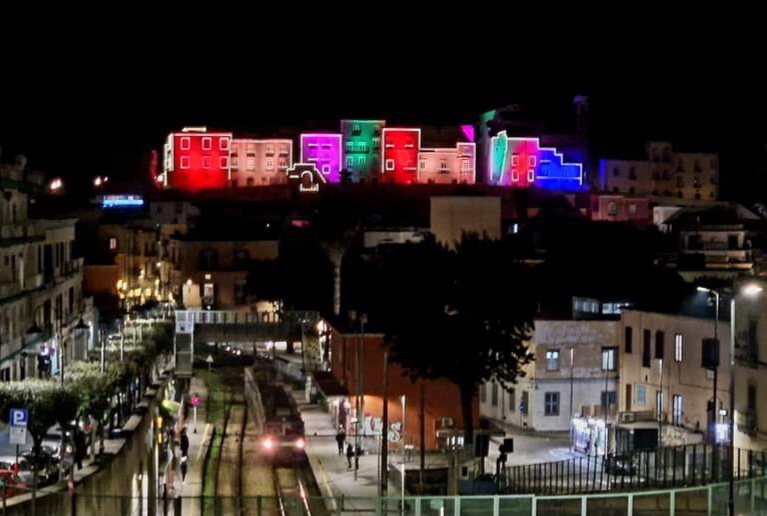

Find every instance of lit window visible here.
[628,204,637,216]
[109,238,117,251]
[180,137,190,150]
[220,139,229,151]
[231,160,238,170]
[352,124,360,133]
[637,385,646,406]
[440,161,449,171]
[266,145,274,154]
[511,154,519,166]
[672,394,683,426]
[372,137,380,149]
[544,392,559,416]
[545,350,560,371]
[529,156,536,167]
[511,170,519,182]
[219,157,229,169]
[202,137,212,150]
[278,159,288,169]
[461,160,471,171]
[346,156,354,168]
[527,169,534,182]
[601,347,617,371]
[420,160,426,170]
[246,158,256,171]
[674,334,683,362]
[180,156,190,169]
[656,391,664,420]
[202,157,211,169]
[345,142,354,153]
[357,156,366,167]
[266,159,274,170]
[385,159,394,171]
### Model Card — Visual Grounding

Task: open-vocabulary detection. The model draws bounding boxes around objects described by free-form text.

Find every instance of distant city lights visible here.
[93,176,109,187]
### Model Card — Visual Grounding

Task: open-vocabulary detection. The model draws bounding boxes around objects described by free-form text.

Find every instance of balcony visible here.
[737,411,757,435]
[0,223,44,244]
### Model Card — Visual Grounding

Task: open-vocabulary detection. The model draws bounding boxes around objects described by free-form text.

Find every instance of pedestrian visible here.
[180,455,188,483]
[74,428,87,470]
[180,427,190,458]
[335,427,346,455]
[346,443,354,469]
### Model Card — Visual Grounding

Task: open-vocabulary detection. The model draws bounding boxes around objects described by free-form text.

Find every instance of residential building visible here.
[324,322,477,450]
[340,120,385,182]
[589,194,651,224]
[599,142,719,201]
[230,139,292,187]
[430,196,501,249]
[487,133,583,191]
[0,160,92,381]
[479,319,620,454]
[162,127,233,192]
[618,307,729,448]
[300,134,342,184]
[382,128,421,184]
[417,143,476,185]
[167,230,279,310]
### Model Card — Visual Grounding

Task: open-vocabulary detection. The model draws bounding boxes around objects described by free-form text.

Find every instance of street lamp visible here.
[698,282,764,516]
[697,286,721,444]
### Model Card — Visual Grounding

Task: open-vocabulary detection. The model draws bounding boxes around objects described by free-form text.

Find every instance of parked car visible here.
[21,450,60,486]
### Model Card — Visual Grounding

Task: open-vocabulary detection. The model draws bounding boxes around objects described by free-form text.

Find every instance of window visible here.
[246,158,256,171]
[109,238,117,251]
[544,392,560,416]
[352,124,360,134]
[511,170,519,182]
[220,138,229,151]
[180,156,190,169]
[180,137,190,150]
[643,330,651,367]
[359,142,368,153]
[520,391,528,414]
[672,395,683,426]
[601,347,617,371]
[511,154,519,166]
[266,159,274,170]
[479,383,486,403]
[461,160,471,172]
[219,157,229,169]
[546,350,560,371]
[677,177,685,188]
[202,137,212,150]
[355,156,365,167]
[231,160,238,170]
[346,156,355,168]
[202,157,211,169]
[674,334,683,362]
[656,390,664,420]
[371,137,380,149]
[203,283,214,299]
[528,156,536,167]
[509,388,516,412]
[613,166,619,177]
[200,249,218,269]
[629,166,637,180]
[625,326,633,353]
[440,161,449,171]
[385,159,394,171]
[246,177,254,187]
[322,164,331,175]
[655,331,665,360]
[628,204,637,216]
[601,391,617,408]
[527,169,535,183]
[234,280,247,305]
[637,385,647,406]
[345,142,354,153]
[607,202,618,216]
[419,160,426,170]
[491,383,498,407]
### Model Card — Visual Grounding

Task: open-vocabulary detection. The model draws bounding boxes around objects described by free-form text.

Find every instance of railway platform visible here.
[174,375,209,516]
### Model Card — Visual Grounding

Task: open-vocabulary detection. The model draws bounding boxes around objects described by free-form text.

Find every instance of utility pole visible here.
[569,347,575,451]
[419,383,425,491]
[380,350,388,497]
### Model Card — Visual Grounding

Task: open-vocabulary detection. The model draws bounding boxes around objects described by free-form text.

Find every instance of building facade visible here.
[430,196,501,250]
[382,128,421,184]
[417,143,476,185]
[600,142,719,201]
[341,120,385,182]
[230,139,292,187]
[163,127,233,192]
[300,134,342,184]
[589,194,651,224]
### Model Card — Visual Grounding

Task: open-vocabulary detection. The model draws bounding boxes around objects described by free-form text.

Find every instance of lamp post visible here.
[697,286,720,443]
[698,283,763,516]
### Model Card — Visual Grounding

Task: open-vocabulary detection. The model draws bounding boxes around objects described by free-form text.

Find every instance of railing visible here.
[503,444,765,496]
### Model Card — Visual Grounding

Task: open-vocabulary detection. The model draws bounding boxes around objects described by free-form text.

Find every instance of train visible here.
[250,363,307,464]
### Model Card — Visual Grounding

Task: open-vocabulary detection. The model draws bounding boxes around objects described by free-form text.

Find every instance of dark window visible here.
[625,326,633,354]
[199,249,218,269]
[508,388,515,412]
[748,384,757,412]
[68,287,74,314]
[479,383,486,403]
[544,392,560,416]
[655,331,665,360]
[233,248,250,268]
[491,383,498,407]
[643,329,651,367]
[601,391,617,408]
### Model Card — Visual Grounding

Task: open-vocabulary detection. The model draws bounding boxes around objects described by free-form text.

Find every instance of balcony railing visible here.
[737,410,758,435]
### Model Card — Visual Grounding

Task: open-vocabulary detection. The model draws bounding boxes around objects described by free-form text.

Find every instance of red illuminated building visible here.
[163,127,233,192]
[382,128,421,184]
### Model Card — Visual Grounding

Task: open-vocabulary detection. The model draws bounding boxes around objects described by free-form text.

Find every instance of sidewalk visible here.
[295,392,401,515]
[174,376,209,516]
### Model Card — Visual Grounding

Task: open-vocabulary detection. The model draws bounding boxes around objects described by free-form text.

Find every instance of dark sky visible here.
[1,42,765,204]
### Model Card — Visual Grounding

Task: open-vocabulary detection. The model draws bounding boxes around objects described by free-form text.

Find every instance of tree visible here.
[366,234,535,442]
[0,381,79,513]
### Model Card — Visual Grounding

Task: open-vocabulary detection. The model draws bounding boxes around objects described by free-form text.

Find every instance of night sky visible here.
[1,48,764,204]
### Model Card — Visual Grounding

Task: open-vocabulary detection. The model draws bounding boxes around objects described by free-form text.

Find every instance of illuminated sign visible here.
[101,195,144,208]
[287,164,326,193]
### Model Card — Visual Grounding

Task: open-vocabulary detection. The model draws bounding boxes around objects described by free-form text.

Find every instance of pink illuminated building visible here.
[300,134,342,183]
[163,127,233,192]
[230,139,292,186]
[382,128,421,184]
[417,143,476,184]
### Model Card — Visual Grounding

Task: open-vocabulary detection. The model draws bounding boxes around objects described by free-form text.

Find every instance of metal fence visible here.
[503,444,766,496]
[4,477,767,516]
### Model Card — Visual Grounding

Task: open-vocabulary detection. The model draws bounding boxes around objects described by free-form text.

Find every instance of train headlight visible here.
[263,437,274,450]
[295,438,305,449]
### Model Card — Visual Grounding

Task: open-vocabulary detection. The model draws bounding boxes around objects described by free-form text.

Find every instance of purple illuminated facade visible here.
[300,134,343,183]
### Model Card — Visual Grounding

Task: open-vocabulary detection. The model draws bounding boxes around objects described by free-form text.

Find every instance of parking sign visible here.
[10,408,27,428]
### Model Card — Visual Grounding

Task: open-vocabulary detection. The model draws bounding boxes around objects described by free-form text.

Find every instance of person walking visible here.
[74,428,87,470]
[346,443,354,469]
[335,427,346,455]
[180,455,188,483]
[180,427,190,458]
